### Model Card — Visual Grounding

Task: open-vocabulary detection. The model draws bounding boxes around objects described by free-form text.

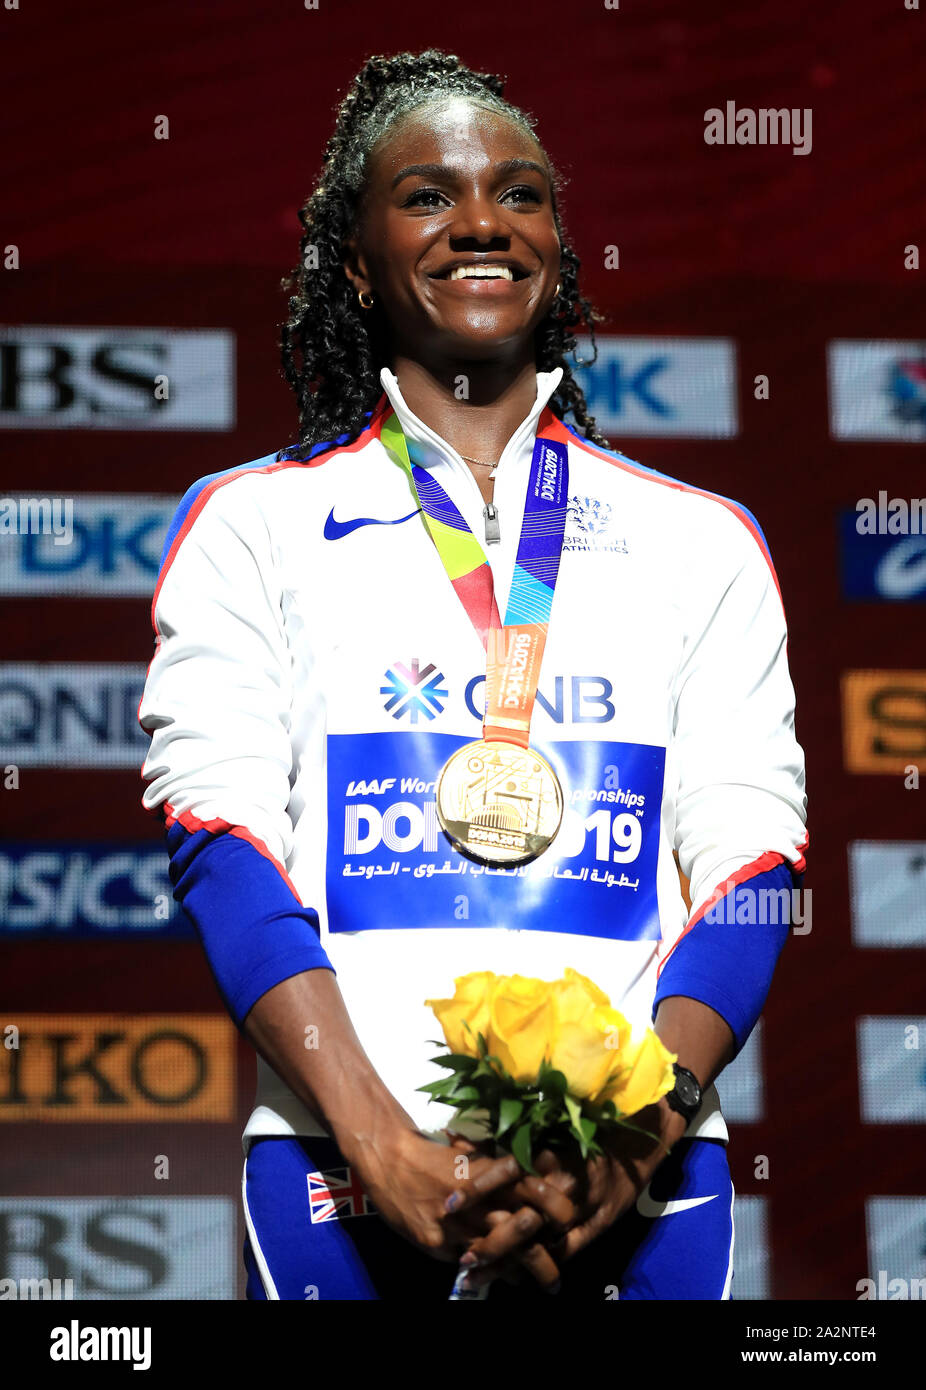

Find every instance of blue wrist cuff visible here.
[652,860,801,1055]
[166,819,334,1028]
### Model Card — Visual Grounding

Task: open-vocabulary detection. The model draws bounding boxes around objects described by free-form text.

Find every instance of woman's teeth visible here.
[449,265,515,281]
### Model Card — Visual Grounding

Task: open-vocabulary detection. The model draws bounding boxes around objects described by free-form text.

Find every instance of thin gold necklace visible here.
[460,452,497,467]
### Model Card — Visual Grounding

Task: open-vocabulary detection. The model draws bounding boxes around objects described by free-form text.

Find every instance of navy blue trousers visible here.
[242,1133,736,1301]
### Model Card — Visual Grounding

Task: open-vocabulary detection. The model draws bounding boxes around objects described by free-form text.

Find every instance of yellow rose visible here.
[596,1029,677,1115]
[424,971,494,1057]
[487,974,556,1083]
[556,967,612,1009]
[542,971,626,1098]
[549,998,633,1099]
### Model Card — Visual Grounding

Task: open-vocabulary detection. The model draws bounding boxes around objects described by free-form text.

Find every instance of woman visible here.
[139,49,808,1301]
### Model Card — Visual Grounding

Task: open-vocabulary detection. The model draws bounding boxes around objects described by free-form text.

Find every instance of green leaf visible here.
[429,1052,478,1071]
[496,1097,524,1139]
[451,1085,481,1103]
[510,1121,537,1175]
[539,1068,568,1098]
[417,1077,460,1096]
[563,1093,583,1130]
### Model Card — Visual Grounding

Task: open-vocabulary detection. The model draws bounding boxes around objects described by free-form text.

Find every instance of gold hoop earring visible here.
[357,290,374,309]
[554,281,562,296]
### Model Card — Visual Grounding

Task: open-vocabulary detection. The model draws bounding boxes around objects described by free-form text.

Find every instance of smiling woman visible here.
[139,46,808,1304]
[275,50,609,479]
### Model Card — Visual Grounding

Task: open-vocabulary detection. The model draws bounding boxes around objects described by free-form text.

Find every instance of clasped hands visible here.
[439,1099,688,1294]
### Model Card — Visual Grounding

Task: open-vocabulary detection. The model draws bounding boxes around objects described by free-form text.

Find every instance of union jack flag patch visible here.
[307,1166,376,1223]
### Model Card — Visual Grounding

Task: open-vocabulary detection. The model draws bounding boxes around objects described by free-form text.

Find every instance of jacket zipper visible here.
[483,502,501,546]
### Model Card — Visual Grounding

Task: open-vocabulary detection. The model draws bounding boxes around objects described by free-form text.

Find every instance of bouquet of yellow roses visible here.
[422,968,678,1174]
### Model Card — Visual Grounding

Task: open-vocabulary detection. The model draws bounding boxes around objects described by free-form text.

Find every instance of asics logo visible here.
[324,507,420,540]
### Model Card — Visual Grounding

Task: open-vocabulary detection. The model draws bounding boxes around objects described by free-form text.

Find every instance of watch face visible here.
[676,1073,700,1108]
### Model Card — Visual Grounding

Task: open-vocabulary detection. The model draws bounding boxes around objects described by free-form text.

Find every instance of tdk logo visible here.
[381,660,448,723]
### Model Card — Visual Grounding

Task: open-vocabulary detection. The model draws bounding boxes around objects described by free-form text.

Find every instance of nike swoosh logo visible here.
[635,1188,718,1219]
[323,507,420,540]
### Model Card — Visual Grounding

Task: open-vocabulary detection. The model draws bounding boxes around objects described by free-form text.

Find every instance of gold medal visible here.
[435,739,564,867]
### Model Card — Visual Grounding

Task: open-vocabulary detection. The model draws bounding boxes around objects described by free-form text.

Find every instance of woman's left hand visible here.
[450,1100,689,1290]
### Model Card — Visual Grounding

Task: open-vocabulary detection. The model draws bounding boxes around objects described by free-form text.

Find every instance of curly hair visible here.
[275,49,609,462]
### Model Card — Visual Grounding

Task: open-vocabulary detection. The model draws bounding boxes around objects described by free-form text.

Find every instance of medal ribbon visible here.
[380,410,568,749]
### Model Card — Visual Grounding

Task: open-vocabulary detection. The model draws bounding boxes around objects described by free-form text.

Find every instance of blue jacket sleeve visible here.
[167,819,334,1030]
[652,859,801,1057]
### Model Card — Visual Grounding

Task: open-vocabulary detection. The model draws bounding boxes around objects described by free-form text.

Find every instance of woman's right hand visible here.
[242,971,575,1284]
[350,1125,576,1273]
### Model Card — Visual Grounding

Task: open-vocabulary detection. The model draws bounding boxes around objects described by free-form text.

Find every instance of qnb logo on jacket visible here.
[380,659,448,723]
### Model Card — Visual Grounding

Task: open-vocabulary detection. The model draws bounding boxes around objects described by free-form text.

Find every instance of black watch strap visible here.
[665,1063,703,1123]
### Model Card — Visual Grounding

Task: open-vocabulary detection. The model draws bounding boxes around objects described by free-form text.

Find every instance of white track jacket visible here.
[139,364,808,1148]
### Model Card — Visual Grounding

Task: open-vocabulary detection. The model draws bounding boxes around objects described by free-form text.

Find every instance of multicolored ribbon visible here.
[380,409,568,749]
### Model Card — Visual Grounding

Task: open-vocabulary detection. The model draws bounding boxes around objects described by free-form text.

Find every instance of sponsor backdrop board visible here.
[0,1197,236,1299]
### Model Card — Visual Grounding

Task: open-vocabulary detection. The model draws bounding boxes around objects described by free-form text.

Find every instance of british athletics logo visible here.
[307,1168,376,1222]
[381,659,448,723]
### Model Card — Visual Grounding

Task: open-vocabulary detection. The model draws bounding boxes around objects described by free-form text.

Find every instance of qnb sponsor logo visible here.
[0,664,147,766]
[0,496,73,546]
[0,326,234,430]
[49,1321,151,1369]
[466,674,616,724]
[703,101,812,155]
[569,335,738,438]
[0,1275,74,1299]
[381,659,448,723]
[0,495,177,596]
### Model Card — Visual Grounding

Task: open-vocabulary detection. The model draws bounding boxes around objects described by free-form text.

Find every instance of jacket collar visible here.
[375,365,564,474]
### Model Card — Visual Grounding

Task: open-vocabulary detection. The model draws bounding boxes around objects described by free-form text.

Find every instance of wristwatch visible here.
[664,1063,703,1124]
